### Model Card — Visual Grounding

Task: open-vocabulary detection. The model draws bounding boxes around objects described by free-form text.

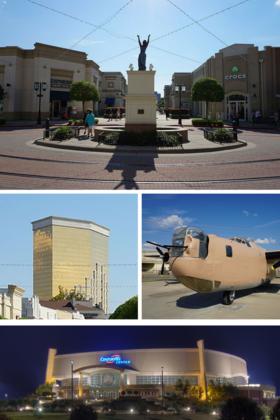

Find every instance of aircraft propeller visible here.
[146,241,188,276]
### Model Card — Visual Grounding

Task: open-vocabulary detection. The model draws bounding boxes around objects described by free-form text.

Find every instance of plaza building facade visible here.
[46,340,248,400]
[0,43,126,120]
[165,44,280,122]
[32,216,109,314]
[0,285,25,319]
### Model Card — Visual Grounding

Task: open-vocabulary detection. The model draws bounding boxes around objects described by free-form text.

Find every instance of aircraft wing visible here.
[265,250,280,269]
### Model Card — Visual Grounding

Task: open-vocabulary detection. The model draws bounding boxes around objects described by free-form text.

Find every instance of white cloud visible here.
[253,214,258,216]
[255,238,276,244]
[142,242,158,252]
[243,211,249,216]
[149,215,196,229]
[157,215,185,229]
[3,0,7,3]
[275,0,280,6]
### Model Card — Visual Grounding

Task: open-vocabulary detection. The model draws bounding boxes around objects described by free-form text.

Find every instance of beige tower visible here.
[32,216,110,313]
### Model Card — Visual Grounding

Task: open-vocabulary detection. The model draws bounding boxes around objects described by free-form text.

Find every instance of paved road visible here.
[142,277,280,319]
[0,117,280,189]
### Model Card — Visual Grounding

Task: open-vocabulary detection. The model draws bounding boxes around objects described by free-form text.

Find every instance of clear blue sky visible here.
[1,0,280,95]
[142,193,280,251]
[0,193,138,313]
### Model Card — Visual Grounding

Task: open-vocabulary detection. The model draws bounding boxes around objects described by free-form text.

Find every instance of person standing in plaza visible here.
[255,110,261,124]
[252,109,256,126]
[83,108,90,135]
[108,108,113,121]
[85,109,95,138]
[116,108,120,121]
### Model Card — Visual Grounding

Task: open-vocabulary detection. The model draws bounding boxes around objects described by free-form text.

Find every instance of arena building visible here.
[46,340,248,400]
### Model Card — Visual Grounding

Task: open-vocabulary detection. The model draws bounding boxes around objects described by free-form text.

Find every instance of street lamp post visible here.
[175,84,186,126]
[161,367,164,414]
[34,82,47,125]
[248,375,250,399]
[70,360,74,407]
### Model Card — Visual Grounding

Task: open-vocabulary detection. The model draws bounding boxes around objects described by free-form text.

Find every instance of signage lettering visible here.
[51,79,72,89]
[225,74,246,80]
[100,354,131,365]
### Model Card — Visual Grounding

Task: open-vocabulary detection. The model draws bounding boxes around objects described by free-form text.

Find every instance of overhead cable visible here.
[166,0,254,65]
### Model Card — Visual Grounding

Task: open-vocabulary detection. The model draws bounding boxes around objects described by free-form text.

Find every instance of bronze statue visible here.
[137,35,150,71]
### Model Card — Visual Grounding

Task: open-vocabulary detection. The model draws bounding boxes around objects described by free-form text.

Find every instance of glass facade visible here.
[33,219,109,312]
[90,372,127,388]
[207,376,247,386]
[136,375,198,386]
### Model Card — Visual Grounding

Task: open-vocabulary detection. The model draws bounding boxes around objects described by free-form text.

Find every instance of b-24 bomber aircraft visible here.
[147,226,280,305]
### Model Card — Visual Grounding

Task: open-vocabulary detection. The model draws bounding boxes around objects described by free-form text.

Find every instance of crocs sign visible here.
[225,74,246,80]
[100,354,131,365]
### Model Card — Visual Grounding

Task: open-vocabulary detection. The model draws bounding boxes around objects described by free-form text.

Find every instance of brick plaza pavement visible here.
[0,121,280,189]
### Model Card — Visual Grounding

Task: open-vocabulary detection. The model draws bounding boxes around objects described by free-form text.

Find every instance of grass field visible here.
[5,411,220,420]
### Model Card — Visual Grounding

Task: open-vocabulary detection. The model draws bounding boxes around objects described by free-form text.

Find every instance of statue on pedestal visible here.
[137,35,150,71]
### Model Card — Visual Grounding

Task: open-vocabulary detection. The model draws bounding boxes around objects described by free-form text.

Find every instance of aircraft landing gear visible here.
[223,290,235,305]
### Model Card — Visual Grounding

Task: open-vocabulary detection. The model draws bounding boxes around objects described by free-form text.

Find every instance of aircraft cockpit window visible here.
[171,227,188,257]
[229,237,251,246]
[171,227,208,259]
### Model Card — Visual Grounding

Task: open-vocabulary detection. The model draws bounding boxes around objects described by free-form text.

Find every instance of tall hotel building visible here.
[32,216,110,313]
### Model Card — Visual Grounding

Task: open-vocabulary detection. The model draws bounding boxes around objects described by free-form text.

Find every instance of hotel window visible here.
[83,377,88,386]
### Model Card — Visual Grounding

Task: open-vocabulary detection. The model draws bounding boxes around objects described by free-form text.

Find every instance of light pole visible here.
[70,360,74,407]
[175,84,186,126]
[247,375,250,399]
[161,367,164,414]
[34,82,47,125]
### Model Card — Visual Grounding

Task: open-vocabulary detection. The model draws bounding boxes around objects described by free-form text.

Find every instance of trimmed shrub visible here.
[53,126,74,140]
[0,118,6,125]
[102,130,180,147]
[77,119,84,125]
[192,119,223,127]
[68,119,74,125]
[95,119,99,124]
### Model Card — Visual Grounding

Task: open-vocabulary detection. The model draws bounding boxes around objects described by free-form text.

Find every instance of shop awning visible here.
[50,91,71,101]
[105,98,115,105]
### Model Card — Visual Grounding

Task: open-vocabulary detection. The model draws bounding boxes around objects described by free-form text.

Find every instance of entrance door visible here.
[52,100,60,118]
[229,101,245,121]
[237,101,245,120]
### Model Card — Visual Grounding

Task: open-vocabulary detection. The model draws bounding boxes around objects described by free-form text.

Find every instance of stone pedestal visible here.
[125,70,157,132]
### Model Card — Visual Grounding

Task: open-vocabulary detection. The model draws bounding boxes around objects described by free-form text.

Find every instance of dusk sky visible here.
[0,194,138,312]
[1,326,280,399]
[142,193,280,251]
[1,0,280,94]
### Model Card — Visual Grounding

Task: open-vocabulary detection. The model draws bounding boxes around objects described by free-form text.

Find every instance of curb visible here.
[34,138,247,154]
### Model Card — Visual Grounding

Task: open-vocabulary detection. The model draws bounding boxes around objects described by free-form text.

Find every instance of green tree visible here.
[50,286,84,301]
[189,386,198,399]
[69,80,100,112]
[69,404,98,420]
[270,398,280,420]
[190,77,225,119]
[35,382,54,396]
[0,85,4,100]
[109,296,138,319]
[0,414,12,420]
[138,399,147,414]
[182,379,191,398]
[220,396,265,420]
[198,386,204,400]
[174,379,183,396]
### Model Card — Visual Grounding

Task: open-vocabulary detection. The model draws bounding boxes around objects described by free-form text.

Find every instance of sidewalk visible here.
[1,113,279,130]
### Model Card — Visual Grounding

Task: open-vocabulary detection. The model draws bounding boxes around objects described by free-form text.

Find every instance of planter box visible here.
[203,129,237,142]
